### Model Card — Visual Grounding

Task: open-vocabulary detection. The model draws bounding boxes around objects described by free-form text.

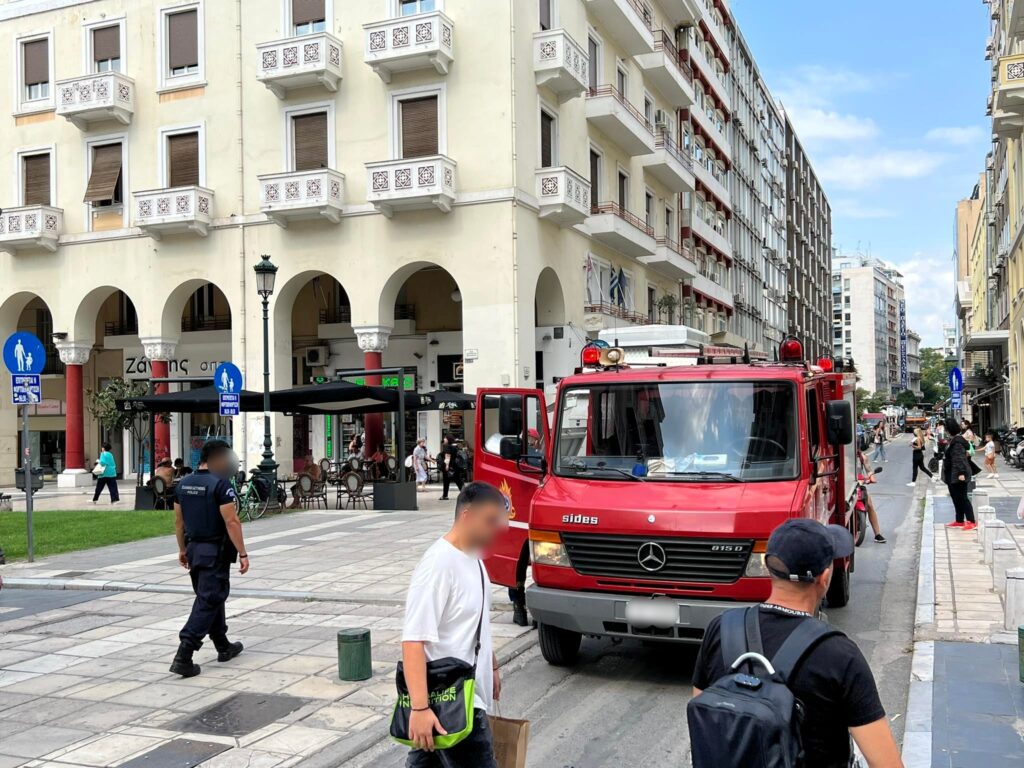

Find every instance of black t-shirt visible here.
[692,606,885,768]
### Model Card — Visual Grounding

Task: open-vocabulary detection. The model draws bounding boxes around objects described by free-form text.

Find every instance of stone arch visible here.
[71,285,141,343]
[534,267,566,327]
[158,279,233,338]
[377,260,465,329]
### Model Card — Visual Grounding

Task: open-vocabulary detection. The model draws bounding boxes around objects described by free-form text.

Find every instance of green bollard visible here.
[338,628,372,682]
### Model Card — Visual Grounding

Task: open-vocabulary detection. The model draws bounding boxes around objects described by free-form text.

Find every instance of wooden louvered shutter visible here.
[168,133,200,187]
[293,113,329,171]
[93,26,120,62]
[400,96,439,159]
[168,10,198,70]
[22,154,50,206]
[83,145,123,203]
[293,0,325,25]
[23,39,48,85]
[540,111,554,168]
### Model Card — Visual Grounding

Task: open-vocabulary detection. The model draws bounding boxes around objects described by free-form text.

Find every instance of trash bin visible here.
[14,467,43,492]
[337,628,372,681]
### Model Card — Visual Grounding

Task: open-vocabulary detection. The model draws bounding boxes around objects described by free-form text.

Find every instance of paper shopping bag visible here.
[489,714,529,768]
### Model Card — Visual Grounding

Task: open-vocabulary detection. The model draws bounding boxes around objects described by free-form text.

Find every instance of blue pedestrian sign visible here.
[951,391,963,410]
[219,393,240,417]
[12,374,41,405]
[948,366,964,393]
[214,362,243,394]
[3,332,46,376]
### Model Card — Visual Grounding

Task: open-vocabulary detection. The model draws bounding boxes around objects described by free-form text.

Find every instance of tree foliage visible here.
[856,388,888,416]
[919,347,952,404]
[895,390,919,408]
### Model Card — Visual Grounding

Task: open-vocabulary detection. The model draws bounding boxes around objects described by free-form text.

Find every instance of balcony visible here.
[700,13,730,66]
[689,273,733,308]
[636,31,694,108]
[684,208,731,258]
[993,54,1024,135]
[259,169,346,227]
[1009,0,1024,37]
[133,186,214,238]
[692,159,730,208]
[534,29,588,102]
[256,32,343,99]
[639,236,698,280]
[363,11,454,83]
[55,72,135,130]
[642,130,694,192]
[685,43,731,112]
[690,103,730,159]
[582,0,654,55]
[656,0,702,26]
[365,155,456,217]
[586,86,656,156]
[0,206,62,254]
[586,202,656,258]
[535,167,590,227]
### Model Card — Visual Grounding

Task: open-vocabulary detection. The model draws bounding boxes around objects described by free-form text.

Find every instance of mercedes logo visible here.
[637,542,667,572]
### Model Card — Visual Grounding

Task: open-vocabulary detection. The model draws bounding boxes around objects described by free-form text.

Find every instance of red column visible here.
[363,350,384,457]
[64,364,84,471]
[151,359,170,464]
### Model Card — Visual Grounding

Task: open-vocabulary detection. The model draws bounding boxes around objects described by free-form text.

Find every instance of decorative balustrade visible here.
[363,11,454,82]
[256,32,343,98]
[0,206,63,253]
[365,155,456,217]
[259,169,345,226]
[134,186,214,238]
[56,72,134,129]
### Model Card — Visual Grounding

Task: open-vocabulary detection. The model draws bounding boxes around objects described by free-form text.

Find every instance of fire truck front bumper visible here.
[526,585,756,644]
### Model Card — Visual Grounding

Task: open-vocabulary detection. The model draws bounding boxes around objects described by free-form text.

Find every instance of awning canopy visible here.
[962,330,1009,353]
[117,386,263,414]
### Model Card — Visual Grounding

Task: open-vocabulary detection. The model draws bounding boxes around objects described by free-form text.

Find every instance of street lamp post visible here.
[253,254,279,480]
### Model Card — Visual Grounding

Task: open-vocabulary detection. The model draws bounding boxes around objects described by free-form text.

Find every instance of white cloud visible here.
[816,150,947,190]
[783,106,878,142]
[924,126,987,146]
[831,199,897,220]
[775,66,881,145]
[887,253,954,347]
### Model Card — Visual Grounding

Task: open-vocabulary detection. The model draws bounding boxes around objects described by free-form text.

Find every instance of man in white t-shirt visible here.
[402,482,509,767]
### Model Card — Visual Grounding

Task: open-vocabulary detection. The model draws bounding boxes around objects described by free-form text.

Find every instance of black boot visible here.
[215,640,244,663]
[512,602,529,627]
[169,644,201,677]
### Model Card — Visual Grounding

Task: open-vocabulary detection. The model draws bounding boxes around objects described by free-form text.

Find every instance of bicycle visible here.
[232,470,276,522]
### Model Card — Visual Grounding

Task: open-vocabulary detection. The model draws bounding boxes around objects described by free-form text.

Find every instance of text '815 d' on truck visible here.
[473,337,859,666]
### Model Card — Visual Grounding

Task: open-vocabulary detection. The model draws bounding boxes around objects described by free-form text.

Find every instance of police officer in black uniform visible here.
[169,439,250,677]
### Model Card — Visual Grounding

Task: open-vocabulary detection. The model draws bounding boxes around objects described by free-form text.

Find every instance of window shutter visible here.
[23,39,48,85]
[22,154,51,206]
[400,96,439,159]
[539,0,551,30]
[587,38,598,90]
[93,26,120,62]
[540,111,554,168]
[168,10,198,70]
[293,113,329,171]
[589,150,600,201]
[168,132,200,187]
[293,0,325,25]
[83,144,123,203]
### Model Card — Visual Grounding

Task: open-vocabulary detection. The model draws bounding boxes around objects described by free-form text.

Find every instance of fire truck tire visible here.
[538,623,582,666]
[826,559,851,608]
[855,510,867,547]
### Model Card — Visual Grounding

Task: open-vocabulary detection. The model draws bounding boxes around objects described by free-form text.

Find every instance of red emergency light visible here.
[779,337,803,362]
[581,345,602,366]
[817,356,834,372]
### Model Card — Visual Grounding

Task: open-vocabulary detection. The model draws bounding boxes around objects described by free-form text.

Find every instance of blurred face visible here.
[459,499,509,550]
[208,450,240,480]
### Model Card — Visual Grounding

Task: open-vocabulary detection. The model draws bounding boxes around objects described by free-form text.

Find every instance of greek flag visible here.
[609,267,626,308]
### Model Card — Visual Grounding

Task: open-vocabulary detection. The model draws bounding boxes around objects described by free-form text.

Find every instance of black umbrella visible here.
[116,386,263,414]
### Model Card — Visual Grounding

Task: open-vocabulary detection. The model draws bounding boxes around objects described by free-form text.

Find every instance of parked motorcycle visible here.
[854,466,883,547]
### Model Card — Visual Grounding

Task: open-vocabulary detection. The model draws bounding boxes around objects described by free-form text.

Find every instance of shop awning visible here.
[962,330,1009,353]
[117,385,263,414]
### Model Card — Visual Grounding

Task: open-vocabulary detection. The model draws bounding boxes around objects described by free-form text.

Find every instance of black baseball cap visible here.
[765,518,854,583]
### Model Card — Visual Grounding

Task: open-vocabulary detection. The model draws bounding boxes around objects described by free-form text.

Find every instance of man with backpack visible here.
[688,519,902,768]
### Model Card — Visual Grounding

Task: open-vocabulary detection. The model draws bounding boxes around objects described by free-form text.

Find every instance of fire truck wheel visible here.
[538,623,582,666]
[825,559,850,608]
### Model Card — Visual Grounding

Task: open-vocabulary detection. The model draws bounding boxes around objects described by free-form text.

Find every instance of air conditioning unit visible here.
[304,346,330,367]
[654,109,671,131]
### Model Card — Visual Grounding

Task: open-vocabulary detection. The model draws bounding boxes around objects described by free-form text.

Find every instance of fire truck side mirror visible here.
[498,394,523,436]
[826,400,854,446]
[499,436,524,461]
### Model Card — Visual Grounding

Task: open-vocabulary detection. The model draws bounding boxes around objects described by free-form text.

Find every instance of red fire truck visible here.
[474,338,858,665]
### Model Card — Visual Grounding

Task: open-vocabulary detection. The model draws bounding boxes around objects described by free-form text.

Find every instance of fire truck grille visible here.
[561,534,753,584]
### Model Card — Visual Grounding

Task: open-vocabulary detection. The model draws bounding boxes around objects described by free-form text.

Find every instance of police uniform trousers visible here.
[179,541,232,651]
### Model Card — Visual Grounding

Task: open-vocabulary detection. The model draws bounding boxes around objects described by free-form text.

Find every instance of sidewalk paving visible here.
[0,492,535,767]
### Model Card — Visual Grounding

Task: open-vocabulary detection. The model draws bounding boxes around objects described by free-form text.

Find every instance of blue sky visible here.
[732,0,991,347]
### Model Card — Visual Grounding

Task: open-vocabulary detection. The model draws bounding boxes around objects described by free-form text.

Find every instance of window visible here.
[92,25,121,72]
[22,153,51,206]
[292,0,326,34]
[399,0,436,15]
[617,171,628,210]
[645,191,654,227]
[292,111,329,170]
[166,8,199,78]
[540,108,556,168]
[84,143,123,207]
[648,286,656,322]
[22,38,50,102]
[644,94,654,126]
[587,36,599,90]
[664,206,673,239]
[399,95,439,158]
[589,149,601,202]
[167,132,200,187]
[539,0,552,30]
[616,65,627,97]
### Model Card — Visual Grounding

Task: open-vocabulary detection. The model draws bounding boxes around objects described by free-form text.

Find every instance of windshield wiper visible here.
[564,459,645,481]
[660,471,741,483]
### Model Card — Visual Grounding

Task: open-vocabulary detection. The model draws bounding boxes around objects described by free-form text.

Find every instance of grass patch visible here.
[0,509,175,561]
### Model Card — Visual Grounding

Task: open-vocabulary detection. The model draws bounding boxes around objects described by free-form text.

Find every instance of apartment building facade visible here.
[0,0,742,484]
[784,109,832,360]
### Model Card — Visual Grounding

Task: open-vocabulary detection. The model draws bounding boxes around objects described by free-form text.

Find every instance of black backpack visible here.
[687,606,840,768]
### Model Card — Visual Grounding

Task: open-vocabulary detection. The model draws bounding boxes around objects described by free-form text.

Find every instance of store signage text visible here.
[124,356,228,378]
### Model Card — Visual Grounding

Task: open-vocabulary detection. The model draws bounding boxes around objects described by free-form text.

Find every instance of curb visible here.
[901,491,934,768]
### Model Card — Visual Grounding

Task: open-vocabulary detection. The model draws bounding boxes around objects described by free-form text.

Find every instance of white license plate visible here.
[625,598,678,628]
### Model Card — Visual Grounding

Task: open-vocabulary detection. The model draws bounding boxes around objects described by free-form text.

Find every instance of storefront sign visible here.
[345,374,416,390]
[120,340,232,381]
[898,300,908,392]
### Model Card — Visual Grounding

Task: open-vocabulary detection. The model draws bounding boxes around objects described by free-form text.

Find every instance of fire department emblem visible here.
[498,478,516,520]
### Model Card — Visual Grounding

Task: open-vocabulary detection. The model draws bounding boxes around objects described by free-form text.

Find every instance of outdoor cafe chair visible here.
[152,476,175,510]
[298,473,328,510]
[338,471,373,510]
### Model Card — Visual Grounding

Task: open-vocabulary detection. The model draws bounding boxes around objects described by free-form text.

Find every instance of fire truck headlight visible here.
[531,540,570,567]
[744,540,771,577]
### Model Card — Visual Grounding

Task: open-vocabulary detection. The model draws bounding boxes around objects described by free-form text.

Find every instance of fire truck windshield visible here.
[553,381,799,482]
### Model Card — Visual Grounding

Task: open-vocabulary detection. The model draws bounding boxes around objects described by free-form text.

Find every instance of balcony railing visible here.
[134,186,214,238]
[104,319,138,337]
[534,29,588,101]
[535,167,590,227]
[181,315,231,333]
[587,201,657,258]
[582,0,654,55]
[640,236,699,280]
[56,72,134,129]
[586,85,656,156]
[319,306,353,325]
[643,129,695,192]
[365,155,457,217]
[0,206,63,254]
[591,202,655,236]
[256,32,343,98]
[258,168,345,226]
[363,11,454,82]
[636,31,694,108]
[584,301,649,326]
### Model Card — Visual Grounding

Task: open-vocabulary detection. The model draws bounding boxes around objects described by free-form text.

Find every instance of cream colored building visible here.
[0,0,736,484]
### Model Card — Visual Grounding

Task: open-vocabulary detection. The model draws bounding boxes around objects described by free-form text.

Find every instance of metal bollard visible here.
[983,520,1007,566]
[337,628,372,682]
[1005,568,1024,632]
[992,540,1021,597]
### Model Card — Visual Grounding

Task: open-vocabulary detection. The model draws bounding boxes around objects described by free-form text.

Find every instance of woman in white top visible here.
[412,438,429,492]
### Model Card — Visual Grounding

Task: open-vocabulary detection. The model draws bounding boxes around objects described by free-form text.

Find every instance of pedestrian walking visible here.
[857,449,887,543]
[413,438,429,492]
[169,440,249,678]
[438,433,465,501]
[689,519,902,768]
[943,419,977,531]
[870,422,887,463]
[400,482,507,767]
[92,442,120,503]
[907,428,932,486]
[984,430,998,479]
